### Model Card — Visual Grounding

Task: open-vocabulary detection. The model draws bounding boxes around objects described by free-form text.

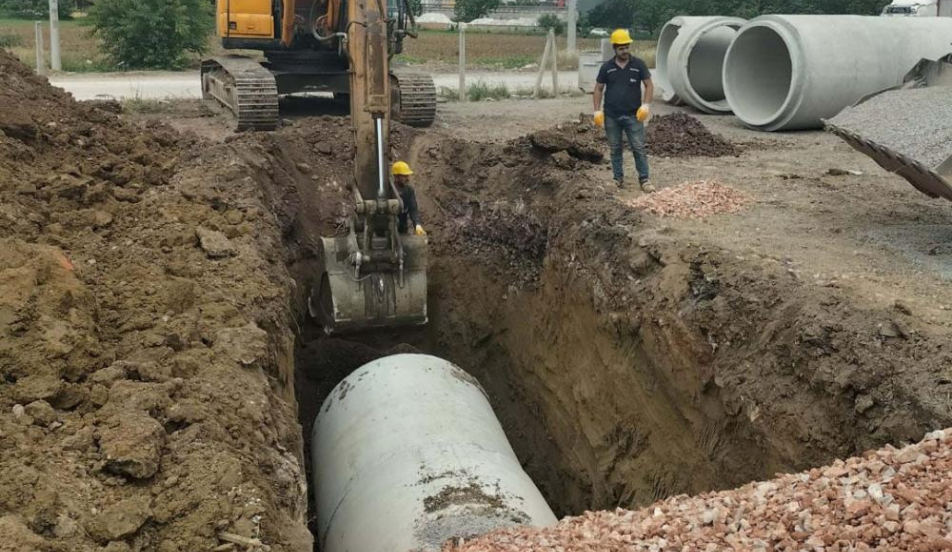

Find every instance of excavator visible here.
[202,0,437,130]
[204,0,429,333]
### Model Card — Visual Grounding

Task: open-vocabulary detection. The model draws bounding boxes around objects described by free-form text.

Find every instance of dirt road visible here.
[48,70,580,101]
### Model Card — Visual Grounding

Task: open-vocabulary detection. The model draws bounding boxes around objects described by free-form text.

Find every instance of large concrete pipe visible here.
[312,354,557,552]
[723,15,952,131]
[657,16,746,113]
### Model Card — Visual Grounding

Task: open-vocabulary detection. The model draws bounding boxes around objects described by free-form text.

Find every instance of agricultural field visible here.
[396,30,657,71]
[0,18,656,73]
[0,17,108,72]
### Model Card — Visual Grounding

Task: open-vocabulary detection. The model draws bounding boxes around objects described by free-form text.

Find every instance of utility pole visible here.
[566,0,577,54]
[49,0,62,71]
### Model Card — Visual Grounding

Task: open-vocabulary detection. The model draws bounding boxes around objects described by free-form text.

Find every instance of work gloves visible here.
[415,225,426,236]
[593,111,604,128]
[636,104,651,123]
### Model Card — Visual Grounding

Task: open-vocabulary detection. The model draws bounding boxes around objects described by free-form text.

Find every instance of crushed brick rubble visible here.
[443,428,952,552]
[628,180,752,219]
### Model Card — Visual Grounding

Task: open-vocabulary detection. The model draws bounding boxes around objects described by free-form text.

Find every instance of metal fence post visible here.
[49,0,62,71]
[566,0,576,54]
[534,30,553,98]
[458,23,467,102]
[549,30,558,96]
[35,22,46,76]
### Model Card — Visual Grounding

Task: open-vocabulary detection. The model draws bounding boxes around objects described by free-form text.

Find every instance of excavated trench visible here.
[5,51,951,551]
[249,116,952,547]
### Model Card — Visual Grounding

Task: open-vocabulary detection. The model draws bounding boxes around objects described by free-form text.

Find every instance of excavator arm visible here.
[308,0,428,333]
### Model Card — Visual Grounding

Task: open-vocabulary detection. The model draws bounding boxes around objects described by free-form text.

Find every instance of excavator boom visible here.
[308,0,428,333]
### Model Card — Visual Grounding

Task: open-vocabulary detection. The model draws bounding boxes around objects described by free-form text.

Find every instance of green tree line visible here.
[587,0,892,34]
[0,0,76,19]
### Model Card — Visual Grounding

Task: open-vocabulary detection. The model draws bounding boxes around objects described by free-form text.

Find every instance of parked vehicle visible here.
[881,0,952,17]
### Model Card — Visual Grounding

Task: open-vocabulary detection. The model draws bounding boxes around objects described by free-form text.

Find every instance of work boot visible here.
[614,177,626,188]
[640,180,656,193]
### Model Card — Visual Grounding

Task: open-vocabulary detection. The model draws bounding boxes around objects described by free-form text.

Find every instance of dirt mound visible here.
[647,113,739,158]
[628,180,752,218]
[0,52,311,551]
[421,122,613,288]
[445,428,952,551]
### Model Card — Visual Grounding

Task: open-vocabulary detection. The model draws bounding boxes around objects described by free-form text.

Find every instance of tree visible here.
[537,13,566,35]
[453,0,501,22]
[0,0,76,19]
[586,0,637,29]
[88,0,214,70]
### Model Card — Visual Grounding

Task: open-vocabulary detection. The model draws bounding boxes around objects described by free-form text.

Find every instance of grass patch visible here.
[394,54,427,65]
[121,95,171,114]
[467,80,510,101]
[473,55,535,70]
[438,86,459,101]
[0,28,22,47]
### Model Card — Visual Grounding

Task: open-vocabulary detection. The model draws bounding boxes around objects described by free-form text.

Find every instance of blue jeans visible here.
[605,114,649,184]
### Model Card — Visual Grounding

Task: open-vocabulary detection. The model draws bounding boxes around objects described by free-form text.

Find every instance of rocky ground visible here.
[445,428,952,551]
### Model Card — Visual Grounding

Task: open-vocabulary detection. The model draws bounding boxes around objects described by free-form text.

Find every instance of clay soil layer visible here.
[3,49,952,552]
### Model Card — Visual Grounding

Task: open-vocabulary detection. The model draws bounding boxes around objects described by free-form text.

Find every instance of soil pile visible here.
[444,428,952,551]
[628,180,752,219]
[647,113,739,158]
[422,122,610,288]
[0,51,311,552]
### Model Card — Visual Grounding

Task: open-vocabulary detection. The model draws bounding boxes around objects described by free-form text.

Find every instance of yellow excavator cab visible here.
[216,0,275,38]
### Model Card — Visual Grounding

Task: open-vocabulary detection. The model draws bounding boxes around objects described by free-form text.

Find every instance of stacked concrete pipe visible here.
[656,16,747,113]
[723,15,952,131]
[312,354,557,552]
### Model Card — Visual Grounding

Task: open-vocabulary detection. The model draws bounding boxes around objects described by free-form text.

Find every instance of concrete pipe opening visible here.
[723,24,793,127]
[656,22,682,103]
[686,25,737,105]
[663,16,746,114]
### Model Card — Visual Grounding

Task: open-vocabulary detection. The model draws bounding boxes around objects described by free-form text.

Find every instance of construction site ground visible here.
[3,48,952,551]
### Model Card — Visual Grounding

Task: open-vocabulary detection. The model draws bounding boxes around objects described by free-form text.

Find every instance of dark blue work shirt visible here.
[398,184,421,232]
[596,57,652,118]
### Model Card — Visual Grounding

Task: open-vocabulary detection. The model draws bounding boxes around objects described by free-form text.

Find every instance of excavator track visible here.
[201,56,280,131]
[393,73,437,128]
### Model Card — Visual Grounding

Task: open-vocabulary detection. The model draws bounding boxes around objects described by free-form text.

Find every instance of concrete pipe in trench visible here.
[312,354,557,552]
[723,15,952,131]
[656,16,746,113]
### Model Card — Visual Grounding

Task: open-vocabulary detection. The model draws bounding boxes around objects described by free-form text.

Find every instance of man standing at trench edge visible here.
[593,28,655,192]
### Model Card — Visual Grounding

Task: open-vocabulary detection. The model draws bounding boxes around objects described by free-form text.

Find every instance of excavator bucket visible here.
[825,54,952,201]
[309,234,428,334]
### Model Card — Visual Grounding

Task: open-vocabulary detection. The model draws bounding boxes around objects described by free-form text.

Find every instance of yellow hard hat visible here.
[392,161,413,176]
[610,29,633,46]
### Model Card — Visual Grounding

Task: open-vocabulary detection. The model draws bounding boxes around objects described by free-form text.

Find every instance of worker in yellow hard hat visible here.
[392,161,425,236]
[593,28,655,193]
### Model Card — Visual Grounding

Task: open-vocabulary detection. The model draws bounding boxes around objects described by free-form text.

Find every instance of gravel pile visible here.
[647,114,740,158]
[442,428,952,551]
[628,180,752,219]
[829,86,952,169]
